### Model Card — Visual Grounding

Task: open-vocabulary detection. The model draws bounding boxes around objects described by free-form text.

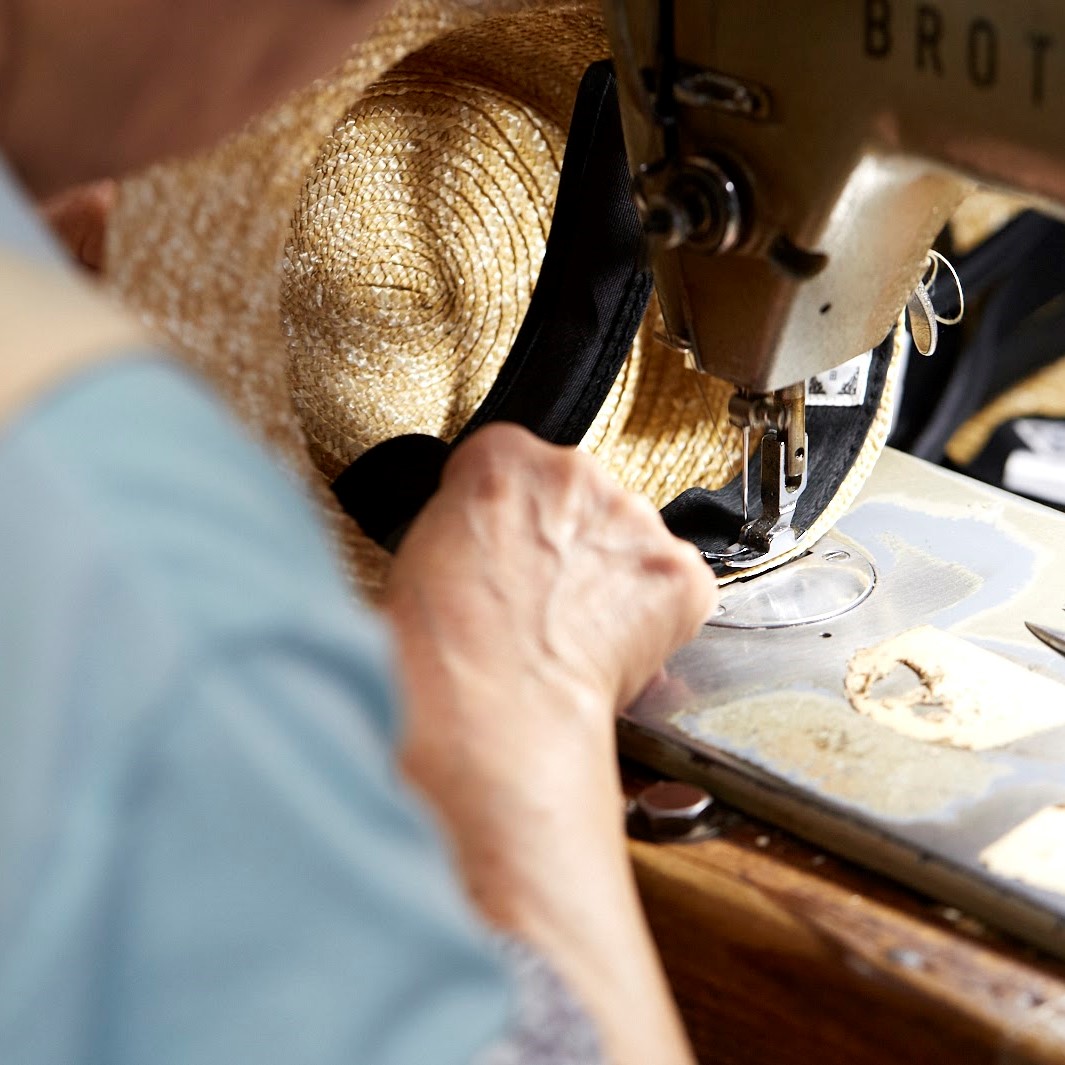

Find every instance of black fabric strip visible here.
[333,60,652,549]
[662,331,897,574]
[456,59,652,445]
[331,433,450,552]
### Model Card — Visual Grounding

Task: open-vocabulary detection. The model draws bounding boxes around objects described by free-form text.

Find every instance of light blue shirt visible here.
[0,164,513,1064]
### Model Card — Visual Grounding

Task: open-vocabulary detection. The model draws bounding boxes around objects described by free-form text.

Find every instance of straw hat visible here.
[106,0,902,598]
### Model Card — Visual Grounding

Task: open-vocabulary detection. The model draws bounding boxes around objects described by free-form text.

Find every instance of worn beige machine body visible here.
[605,0,1065,390]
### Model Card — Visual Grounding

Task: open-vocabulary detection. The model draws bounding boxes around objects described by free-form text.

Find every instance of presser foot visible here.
[703,429,809,571]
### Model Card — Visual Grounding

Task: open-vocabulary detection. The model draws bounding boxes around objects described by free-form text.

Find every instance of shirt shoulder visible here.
[0,359,512,1064]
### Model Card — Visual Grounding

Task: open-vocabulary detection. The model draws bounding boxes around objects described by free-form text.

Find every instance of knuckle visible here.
[456,423,517,465]
[649,543,692,583]
[609,491,672,550]
[538,445,596,503]
[446,431,509,499]
[627,490,666,528]
[555,452,591,495]
[447,426,595,511]
[651,537,715,598]
[475,422,531,450]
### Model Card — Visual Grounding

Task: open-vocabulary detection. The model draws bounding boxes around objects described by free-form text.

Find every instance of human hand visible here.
[386,422,716,728]
[384,424,711,1065]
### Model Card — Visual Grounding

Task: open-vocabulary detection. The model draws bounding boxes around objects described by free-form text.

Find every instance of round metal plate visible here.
[706,535,876,630]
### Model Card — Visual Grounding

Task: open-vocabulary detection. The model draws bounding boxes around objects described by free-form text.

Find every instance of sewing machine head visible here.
[604,0,1065,563]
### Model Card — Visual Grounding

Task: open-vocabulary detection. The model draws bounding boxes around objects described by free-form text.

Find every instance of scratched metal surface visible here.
[620,448,1065,956]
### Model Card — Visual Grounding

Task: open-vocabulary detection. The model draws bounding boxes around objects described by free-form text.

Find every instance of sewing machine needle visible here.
[741,424,750,524]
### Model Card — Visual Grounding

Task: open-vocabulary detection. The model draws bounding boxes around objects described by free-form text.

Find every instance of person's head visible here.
[0,0,391,196]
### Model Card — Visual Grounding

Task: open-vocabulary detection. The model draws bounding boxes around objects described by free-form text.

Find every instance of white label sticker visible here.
[1014,418,1065,456]
[1003,450,1065,505]
[806,352,872,407]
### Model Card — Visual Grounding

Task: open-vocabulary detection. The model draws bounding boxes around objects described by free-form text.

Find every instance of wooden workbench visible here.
[628,772,1065,1065]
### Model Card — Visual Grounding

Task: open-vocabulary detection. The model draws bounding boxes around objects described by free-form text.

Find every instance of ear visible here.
[39,179,116,272]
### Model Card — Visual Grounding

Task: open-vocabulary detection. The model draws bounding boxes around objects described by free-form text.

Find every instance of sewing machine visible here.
[605,0,1065,566]
[603,1,1065,963]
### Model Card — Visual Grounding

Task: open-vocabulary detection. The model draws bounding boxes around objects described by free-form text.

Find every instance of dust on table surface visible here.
[673,691,1007,822]
[844,626,1065,750]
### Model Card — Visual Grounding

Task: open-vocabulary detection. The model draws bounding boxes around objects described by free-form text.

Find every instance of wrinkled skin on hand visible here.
[387,423,716,839]
[387,422,716,724]
[385,424,713,900]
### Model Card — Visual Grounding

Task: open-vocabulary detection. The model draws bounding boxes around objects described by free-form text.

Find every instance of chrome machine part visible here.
[1025,621,1065,660]
[633,155,745,255]
[724,428,809,567]
[708,535,876,630]
[709,382,809,567]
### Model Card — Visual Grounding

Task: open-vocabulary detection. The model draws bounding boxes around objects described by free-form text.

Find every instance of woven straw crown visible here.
[107,0,900,596]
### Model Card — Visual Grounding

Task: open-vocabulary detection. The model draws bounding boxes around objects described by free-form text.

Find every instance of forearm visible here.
[390,606,695,1065]
[479,807,695,1065]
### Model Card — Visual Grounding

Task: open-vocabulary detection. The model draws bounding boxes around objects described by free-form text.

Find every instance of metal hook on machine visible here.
[906,249,965,357]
